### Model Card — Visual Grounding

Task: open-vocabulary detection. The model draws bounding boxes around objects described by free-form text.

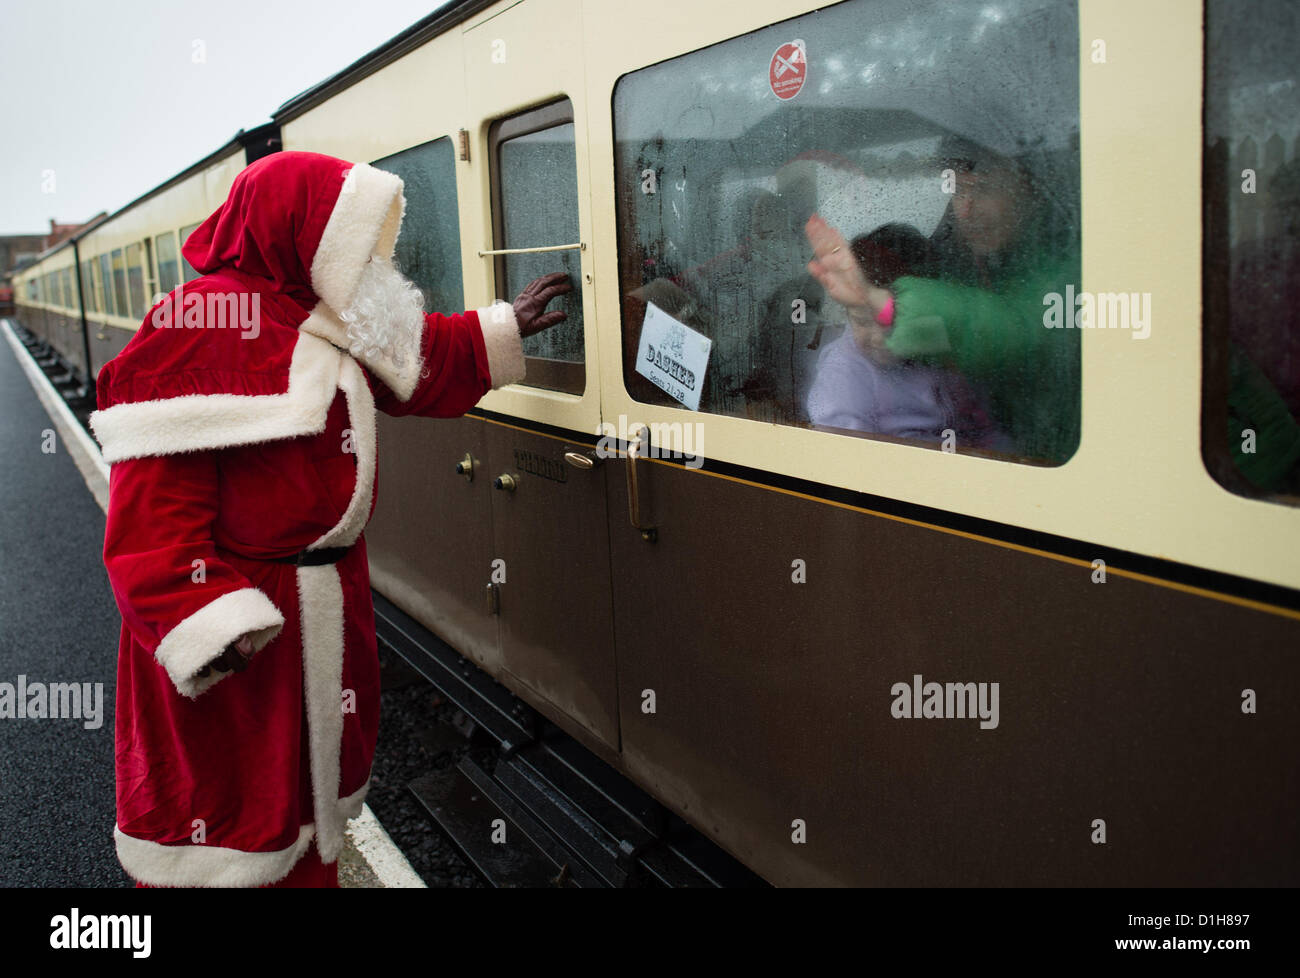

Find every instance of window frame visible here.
[488,96,586,395]
[1200,0,1300,508]
[98,254,115,316]
[155,230,180,297]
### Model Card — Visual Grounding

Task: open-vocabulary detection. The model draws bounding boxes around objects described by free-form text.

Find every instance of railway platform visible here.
[0,317,422,888]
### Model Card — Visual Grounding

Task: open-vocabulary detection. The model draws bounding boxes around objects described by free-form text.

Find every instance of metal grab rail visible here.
[477,242,585,257]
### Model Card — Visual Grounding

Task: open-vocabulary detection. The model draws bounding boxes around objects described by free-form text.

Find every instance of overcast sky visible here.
[0,0,450,235]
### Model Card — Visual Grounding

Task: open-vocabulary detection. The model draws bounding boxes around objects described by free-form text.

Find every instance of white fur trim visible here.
[115,823,316,888]
[476,302,525,389]
[309,354,376,551]
[88,325,342,463]
[155,588,285,699]
[298,299,425,403]
[297,563,347,864]
[311,163,406,315]
[114,787,372,886]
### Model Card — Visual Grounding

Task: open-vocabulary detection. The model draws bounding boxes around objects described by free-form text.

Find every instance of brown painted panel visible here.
[52,312,90,379]
[484,422,620,753]
[89,321,133,378]
[608,457,1299,886]
[365,414,502,675]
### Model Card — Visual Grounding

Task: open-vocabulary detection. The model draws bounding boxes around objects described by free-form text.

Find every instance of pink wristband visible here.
[876,294,895,328]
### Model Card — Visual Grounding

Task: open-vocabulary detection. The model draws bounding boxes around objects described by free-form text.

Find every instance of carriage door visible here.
[463,1,620,760]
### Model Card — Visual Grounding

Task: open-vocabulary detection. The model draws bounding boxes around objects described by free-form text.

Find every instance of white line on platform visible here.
[2,318,110,508]
[1,316,426,890]
[347,805,427,888]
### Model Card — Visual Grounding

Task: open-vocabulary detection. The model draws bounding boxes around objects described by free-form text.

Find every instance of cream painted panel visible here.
[582,0,1298,592]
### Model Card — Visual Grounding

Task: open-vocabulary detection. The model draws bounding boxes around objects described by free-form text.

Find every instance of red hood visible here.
[89,151,414,463]
[181,151,405,313]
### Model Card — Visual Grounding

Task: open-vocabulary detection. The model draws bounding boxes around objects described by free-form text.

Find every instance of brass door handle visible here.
[455,452,475,481]
[626,426,656,543]
[564,450,599,470]
[494,474,517,492]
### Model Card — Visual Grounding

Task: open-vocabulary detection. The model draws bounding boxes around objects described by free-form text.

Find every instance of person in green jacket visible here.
[804,144,1081,465]
[804,138,1300,489]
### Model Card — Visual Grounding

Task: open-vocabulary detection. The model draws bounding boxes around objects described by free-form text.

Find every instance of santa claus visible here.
[88,150,570,887]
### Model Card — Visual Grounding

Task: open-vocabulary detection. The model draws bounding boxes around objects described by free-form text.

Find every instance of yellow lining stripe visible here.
[472,413,1300,623]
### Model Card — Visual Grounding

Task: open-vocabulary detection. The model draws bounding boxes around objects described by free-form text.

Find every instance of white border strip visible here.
[347,805,427,888]
[2,318,110,499]
[0,315,425,890]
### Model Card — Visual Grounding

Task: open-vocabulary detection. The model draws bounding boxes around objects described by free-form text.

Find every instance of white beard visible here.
[338,256,425,372]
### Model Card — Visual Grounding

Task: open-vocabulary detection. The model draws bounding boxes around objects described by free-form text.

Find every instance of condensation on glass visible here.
[373,136,465,315]
[612,0,1081,465]
[491,100,585,394]
[81,261,96,313]
[179,224,202,283]
[125,243,146,320]
[156,231,180,298]
[1204,0,1300,504]
[110,248,129,316]
[98,254,114,316]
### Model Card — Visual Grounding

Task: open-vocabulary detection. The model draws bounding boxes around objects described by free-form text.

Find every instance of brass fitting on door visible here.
[455,452,475,481]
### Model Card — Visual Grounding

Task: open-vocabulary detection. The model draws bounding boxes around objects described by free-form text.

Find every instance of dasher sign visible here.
[769,39,807,101]
[636,302,712,411]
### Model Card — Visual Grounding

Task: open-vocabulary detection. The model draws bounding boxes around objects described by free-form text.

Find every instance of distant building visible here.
[0,213,106,287]
[0,235,47,284]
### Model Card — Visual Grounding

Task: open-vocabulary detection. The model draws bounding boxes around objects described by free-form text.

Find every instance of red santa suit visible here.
[89,150,526,887]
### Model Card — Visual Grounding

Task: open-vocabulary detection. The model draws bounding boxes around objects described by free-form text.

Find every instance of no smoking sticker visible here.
[769,39,807,101]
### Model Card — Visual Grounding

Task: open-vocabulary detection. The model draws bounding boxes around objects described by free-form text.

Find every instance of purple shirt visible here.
[805,329,964,442]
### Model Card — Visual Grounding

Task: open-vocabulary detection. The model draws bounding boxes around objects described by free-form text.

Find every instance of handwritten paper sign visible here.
[636,302,712,411]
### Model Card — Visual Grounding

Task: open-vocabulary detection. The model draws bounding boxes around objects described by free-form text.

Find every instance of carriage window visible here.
[490,99,586,394]
[98,254,115,316]
[125,243,146,320]
[143,237,157,308]
[179,224,202,283]
[110,249,129,317]
[1204,0,1300,503]
[612,0,1081,465]
[81,260,96,313]
[61,268,73,309]
[156,231,180,297]
[372,136,465,315]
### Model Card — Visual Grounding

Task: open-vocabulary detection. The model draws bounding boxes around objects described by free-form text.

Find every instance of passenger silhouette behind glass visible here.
[805,223,1005,449]
[805,136,1081,463]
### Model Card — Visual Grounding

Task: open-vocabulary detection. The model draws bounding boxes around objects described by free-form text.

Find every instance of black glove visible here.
[513,272,573,338]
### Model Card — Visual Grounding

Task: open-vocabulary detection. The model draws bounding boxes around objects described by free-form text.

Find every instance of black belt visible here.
[271,545,353,566]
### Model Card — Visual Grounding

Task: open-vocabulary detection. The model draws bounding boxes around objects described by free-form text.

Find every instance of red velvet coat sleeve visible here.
[370,301,528,416]
[102,451,285,699]
[371,310,493,418]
